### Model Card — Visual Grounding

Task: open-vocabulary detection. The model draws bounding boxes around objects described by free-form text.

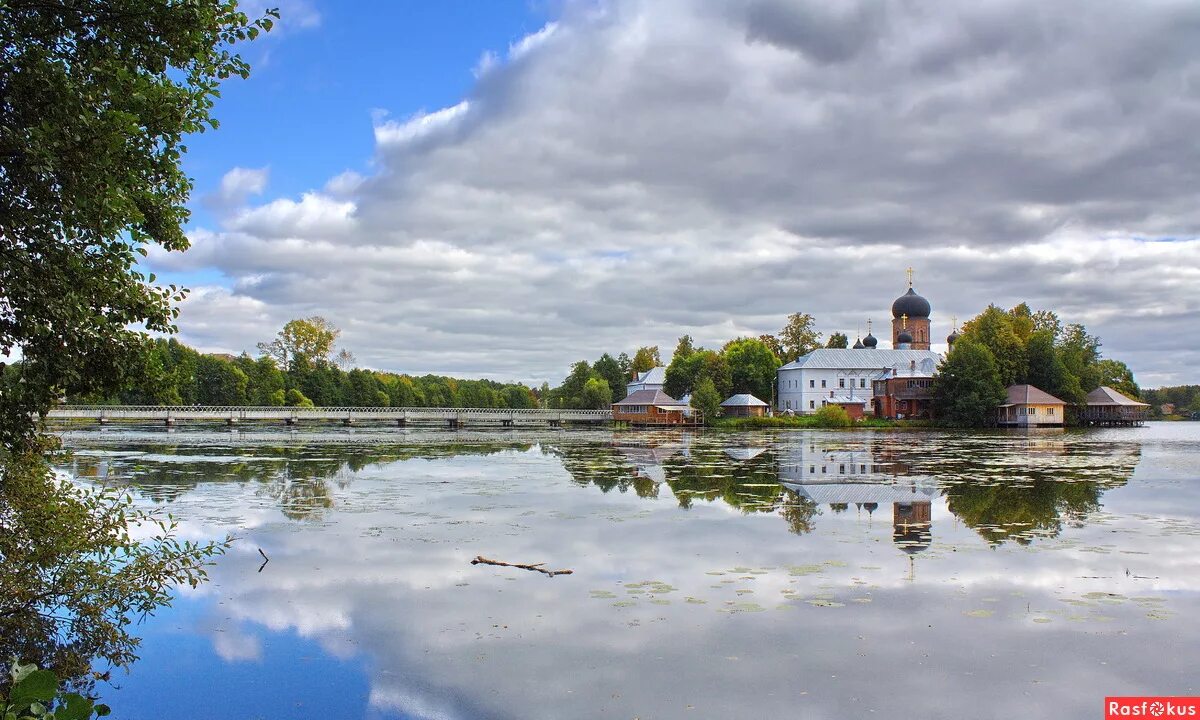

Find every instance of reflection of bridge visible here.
[48,405,612,428]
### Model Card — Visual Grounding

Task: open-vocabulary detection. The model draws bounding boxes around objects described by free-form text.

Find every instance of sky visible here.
[150,0,1200,388]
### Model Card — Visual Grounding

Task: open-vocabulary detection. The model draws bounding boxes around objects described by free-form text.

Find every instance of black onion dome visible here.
[897,328,914,345]
[947,330,960,345]
[862,333,878,348]
[891,287,931,319]
[853,338,864,349]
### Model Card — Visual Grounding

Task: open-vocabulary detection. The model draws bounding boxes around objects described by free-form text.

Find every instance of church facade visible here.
[776,275,946,415]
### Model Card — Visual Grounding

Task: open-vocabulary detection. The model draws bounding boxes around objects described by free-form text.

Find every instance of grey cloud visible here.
[162,0,1200,384]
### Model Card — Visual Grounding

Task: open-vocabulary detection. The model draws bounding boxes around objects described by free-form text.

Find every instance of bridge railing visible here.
[48,405,612,419]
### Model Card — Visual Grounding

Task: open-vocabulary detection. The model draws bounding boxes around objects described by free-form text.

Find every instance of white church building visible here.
[777,348,940,413]
[776,276,947,415]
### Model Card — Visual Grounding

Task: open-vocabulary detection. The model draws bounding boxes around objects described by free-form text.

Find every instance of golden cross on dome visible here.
[906,267,914,287]
[901,313,908,329]
[867,318,872,333]
[952,315,958,331]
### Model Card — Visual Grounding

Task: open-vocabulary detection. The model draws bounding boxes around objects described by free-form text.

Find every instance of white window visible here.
[821,379,827,388]
[786,400,791,410]
[809,379,815,388]
[839,378,845,388]
[809,400,815,409]
[860,379,866,388]
[1048,407,1055,416]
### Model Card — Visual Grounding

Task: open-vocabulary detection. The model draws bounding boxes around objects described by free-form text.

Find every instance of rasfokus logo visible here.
[1106,698,1200,718]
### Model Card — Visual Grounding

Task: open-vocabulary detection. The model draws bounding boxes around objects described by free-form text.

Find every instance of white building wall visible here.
[776,367,881,413]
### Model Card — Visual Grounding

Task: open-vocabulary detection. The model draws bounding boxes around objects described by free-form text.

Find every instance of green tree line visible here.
[933,303,1140,426]
[66,337,540,409]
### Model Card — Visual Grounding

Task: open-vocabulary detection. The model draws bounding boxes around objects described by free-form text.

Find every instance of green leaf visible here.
[11,669,58,704]
[94,704,111,717]
[53,694,95,720]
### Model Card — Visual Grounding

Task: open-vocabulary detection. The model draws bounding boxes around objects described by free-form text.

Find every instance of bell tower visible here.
[890,268,931,350]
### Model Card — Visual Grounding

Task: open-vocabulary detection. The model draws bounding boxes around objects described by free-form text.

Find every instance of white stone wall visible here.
[776,367,879,413]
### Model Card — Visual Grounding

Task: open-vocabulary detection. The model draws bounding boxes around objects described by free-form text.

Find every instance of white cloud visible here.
[161,0,1200,385]
[206,166,269,211]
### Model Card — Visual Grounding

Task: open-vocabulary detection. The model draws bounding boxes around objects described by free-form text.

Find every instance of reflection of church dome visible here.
[862,502,878,515]
[897,328,914,345]
[894,526,932,554]
[853,337,864,349]
[862,333,878,348]
[891,288,931,319]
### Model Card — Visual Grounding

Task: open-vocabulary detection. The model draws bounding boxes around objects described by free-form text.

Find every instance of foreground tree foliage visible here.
[0,0,276,449]
[0,0,273,699]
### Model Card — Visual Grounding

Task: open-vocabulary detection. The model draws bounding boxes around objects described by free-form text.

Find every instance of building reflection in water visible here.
[778,441,936,556]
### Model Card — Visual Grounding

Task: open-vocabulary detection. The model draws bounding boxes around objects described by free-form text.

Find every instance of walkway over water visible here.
[48,405,612,428]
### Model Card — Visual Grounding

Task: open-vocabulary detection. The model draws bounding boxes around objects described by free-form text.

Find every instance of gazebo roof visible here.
[1086,386,1149,407]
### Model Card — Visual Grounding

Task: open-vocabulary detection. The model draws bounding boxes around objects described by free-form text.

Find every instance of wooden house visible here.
[613,389,697,426]
[1082,386,1149,426]
[997,385,1065,427]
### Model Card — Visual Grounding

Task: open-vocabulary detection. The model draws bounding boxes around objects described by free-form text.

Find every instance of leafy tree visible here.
[1025,330,1083,406]
[671,335,695,363]
[779,313,821,361]
[1032,309,1062,340]
[258,317,341,371]
[664,349,731,399]
[1094,359,1140,400]
[825,332,849,349]
[592,354,627,402]
[630,346,661,374]
[932,339,1007,427]
[960,305,1026,386]
[722,337,780,401]
[267,389,286,406]
[284,389,314,408]
[691,377,721,422]
[195,356,248,405]
[580,377,613,409]
[1058,323,1102,391]
[758,334,785,360]
[0,1,274,449]
[554,361,596,408]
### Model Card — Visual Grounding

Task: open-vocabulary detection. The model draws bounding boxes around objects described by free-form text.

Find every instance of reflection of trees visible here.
[928,438,1139,545]
[63,442,535,521]
[553,442,821,535]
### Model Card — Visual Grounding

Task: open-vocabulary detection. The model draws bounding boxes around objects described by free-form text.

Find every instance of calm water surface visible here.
[56,423,1200,719]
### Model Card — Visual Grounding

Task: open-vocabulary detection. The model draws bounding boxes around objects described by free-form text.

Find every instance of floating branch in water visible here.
[470,555,573,577]
[258,547,270,573]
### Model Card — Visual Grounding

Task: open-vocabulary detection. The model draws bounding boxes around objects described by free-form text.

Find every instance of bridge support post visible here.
[164,418,175,427]
[396,419,406,428]
[227,418,238,426]
[343,418,354,427]
[285,417,297,426]
[98,417,108,426]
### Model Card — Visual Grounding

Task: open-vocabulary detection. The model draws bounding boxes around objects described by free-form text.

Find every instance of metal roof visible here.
[721,393,769,407]
[779,348,941,371]
[1001,384,1066,406]
[628,366,667,386]
[614,388,686,406]
[1086,386,1149,407]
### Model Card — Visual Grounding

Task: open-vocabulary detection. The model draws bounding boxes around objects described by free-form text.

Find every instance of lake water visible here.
[56,423,1200,719]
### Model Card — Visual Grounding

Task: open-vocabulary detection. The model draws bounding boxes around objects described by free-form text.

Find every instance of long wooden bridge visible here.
[47,405,612,428]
